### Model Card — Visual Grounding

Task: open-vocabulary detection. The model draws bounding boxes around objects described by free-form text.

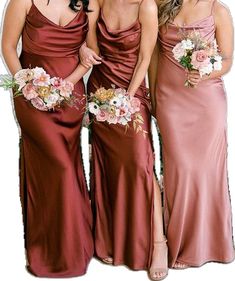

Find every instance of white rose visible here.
[44,93,60,107]
[182,39,195,50]
[118,117,128,126]
[199,63,213,77]
[33,67,46,79]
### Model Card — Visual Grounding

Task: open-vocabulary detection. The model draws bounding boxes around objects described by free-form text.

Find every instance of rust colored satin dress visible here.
[87,11,154,270]
[13,3,93,277]
[156,12,235,267]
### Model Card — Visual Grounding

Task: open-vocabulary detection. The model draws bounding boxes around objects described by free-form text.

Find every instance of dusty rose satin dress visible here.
[156,14,235,267]
[13,2,93,277]
[87,11,155,270]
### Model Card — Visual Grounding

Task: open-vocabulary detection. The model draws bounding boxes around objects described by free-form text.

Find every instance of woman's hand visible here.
[79,43,102,68]
[186,70,204,87]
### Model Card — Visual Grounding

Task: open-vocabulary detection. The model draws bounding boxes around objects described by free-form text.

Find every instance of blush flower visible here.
[115,106,128,117]
[33,72,51,87]
[59,81,74,98]
[107,114,118,124]
[22,82,38,100]
[172,43,186,61]
[191,50,210,69]
[129,97,141,113]
[96,110,108,122]
[30,97,47,111]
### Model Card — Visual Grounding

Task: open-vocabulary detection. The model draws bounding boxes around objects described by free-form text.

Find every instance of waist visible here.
[20,51,80,79]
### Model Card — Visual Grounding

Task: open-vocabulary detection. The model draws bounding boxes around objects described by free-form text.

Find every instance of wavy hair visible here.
[158,0,183,27]
[47,0,89,12]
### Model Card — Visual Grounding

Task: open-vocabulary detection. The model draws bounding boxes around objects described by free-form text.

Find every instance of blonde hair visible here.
[158,0,183,27]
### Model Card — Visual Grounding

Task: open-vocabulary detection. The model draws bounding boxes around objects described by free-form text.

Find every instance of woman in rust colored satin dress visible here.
[2,0,93,277]
[149,0,234,269]
[85,0,168,280]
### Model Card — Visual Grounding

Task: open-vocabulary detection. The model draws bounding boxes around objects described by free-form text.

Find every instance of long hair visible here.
[158,0,183,27]
[47,0,89,12]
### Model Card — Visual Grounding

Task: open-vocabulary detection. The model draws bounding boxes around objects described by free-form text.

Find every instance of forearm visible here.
[148,44,159,110]
[127,57,151,96]
[2,45,22,75]
[65,64,89,84]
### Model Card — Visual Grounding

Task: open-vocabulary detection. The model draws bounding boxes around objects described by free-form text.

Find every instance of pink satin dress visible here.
[87,11,155,270]
[13,1,93,277]
[156,11,235,267]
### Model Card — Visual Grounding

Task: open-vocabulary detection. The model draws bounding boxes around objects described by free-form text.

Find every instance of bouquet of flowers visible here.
[172,30,222,87]
[88,86,147,136]
[0,67,74,111]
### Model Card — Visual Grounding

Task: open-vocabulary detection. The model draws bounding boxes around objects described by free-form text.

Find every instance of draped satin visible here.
[87,12,155,270]
[14,3,93,277]
[156,15,235,267]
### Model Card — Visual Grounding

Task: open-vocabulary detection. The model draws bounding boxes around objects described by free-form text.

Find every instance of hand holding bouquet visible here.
[172,30,222,87]
[0,67,74,111]
[88,86,147,137]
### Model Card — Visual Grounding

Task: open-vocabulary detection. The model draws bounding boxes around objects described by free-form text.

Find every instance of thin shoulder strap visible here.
[31,0,34,4]
[211,0,217,15]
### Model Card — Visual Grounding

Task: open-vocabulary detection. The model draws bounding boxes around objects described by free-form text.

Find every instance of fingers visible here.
[93,53,103,61]
[187,70,201,86]
[89,56,102,65]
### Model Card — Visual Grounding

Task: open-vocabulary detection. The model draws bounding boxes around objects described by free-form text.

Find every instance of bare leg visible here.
[149,176,168,280]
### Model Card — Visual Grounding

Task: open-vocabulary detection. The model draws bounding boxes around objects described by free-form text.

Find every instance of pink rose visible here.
[59,81,74,98]
[96,110,108,122]
[22,83,38,100]
[107,114,118,124]
[191,50,210,69]
[30,97,47,111]
[130,97,141,113]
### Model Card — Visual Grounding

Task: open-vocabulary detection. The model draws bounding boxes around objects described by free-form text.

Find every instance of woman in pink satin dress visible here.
[2,0,93,277]
[149,0,235,269]
[82,0,168,280]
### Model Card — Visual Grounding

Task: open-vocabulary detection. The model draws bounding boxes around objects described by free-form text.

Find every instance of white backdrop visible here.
[0,1,234,280]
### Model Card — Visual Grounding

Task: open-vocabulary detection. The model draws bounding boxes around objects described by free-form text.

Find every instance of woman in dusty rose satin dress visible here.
[83,0,168,280]
[149,0,234,269]
[2,0,93,277]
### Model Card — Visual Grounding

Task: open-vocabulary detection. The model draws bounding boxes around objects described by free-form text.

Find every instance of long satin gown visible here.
[87,11,155,270]
[13,2,93,277]
[156,14,235,267]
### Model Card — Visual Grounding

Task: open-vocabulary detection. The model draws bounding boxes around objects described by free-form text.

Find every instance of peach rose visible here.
[22,83,38,100]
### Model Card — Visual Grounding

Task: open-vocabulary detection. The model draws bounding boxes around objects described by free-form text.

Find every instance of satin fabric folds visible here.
[156,15,235,267]
[87,11,155,270]
[13,3,93,277]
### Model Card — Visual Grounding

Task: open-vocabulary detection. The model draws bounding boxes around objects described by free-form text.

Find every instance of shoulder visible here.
[6,0,32,14]
[213,0,232,19]
[88,0,101,10]
[140,0,158,14]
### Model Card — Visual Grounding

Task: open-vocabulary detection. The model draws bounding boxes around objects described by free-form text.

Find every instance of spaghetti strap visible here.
[211,0,217,15]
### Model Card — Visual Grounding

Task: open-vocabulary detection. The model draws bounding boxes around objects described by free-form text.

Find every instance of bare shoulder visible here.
[140,0,158,14]
[88,0,101,10]
[214,0,232,19]
[7,0,32,13]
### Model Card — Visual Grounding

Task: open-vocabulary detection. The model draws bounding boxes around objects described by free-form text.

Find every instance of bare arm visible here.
[86,0,100,55]
[148,41,159,113]
[127,0,158,96]
[188,2,234,85]
[1,0,30,75]
[78,0,102,68]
